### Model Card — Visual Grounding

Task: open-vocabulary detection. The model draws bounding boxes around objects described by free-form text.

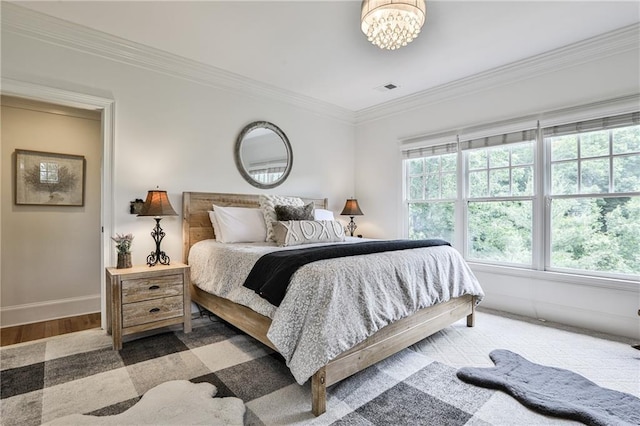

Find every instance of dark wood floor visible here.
[0,312,101,347]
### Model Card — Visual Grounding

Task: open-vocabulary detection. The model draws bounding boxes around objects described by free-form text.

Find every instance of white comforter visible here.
[189,238,484,384]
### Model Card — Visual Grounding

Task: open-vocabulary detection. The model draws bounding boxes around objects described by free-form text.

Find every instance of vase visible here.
[117,252,132,269]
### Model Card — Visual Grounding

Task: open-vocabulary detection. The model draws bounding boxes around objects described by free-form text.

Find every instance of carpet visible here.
[457,349,640,426]
[2,318,580,425]
[42,380,245,425]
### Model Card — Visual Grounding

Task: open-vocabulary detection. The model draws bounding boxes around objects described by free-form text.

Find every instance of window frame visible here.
[403,150,459,244]
[543,122,640,280]
[401,98,640,283]
[462,139,537,268]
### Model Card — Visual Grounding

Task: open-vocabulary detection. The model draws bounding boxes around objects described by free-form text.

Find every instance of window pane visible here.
[551,161,578,195]
[469,171,488,197]
[512,166,534,196]
[489,168,510,196]
[468,150,487,170]
[408,158,423,175]
[441,153,456,172]
[580,158,609,193]
[408,202,455,242]
[425,175,441,199]
[550,197,640,275]
[613,125,640,154]
[40,162,59,183]
[511,143,534,166]
[425,157,440,173]
[580,130,609,158]
[489,147,509,168]
[551,135,578,161]
[467,200,532,265]
[441,172,457,199]
[409,177,423,200]
[614,154,640,193]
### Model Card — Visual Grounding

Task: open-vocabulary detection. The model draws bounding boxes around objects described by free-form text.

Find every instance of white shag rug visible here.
[43,380,245,425]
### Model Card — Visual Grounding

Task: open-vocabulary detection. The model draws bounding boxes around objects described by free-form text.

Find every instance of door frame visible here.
[2,78,115,329]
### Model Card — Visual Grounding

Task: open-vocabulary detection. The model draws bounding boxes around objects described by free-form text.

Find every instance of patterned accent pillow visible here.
[275,202,314,221]
[259,194,304,242]
[273,220,345,247]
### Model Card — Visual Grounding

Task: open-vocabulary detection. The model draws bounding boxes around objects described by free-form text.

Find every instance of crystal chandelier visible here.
[361,0,426,50]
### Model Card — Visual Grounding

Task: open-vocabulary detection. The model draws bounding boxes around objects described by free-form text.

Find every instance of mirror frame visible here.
[234,121,293,189]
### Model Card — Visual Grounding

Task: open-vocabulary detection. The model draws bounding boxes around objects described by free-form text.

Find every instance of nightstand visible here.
[105,263,192,350]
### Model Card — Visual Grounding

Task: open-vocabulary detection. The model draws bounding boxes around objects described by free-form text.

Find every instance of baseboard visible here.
[0,294,101,328]
[480,294,639,341]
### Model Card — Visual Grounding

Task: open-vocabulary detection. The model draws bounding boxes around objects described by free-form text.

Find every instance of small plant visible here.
[111,233,134,254]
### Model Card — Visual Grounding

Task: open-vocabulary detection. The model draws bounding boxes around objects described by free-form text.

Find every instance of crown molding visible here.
[1,3,356,125]
[356,23,640,124]
[3,3,638,128]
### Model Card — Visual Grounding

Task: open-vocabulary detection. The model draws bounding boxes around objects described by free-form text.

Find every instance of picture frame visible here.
[14,149,86,206]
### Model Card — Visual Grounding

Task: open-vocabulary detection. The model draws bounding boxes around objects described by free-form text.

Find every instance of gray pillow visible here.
[275,202,314,221]
[259,195,304,242]
[273,220,345,247]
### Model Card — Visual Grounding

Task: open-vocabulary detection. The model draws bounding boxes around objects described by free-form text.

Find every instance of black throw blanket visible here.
[243,239,451,306]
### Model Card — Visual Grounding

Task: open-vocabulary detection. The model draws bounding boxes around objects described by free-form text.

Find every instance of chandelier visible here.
[361,0,426,50]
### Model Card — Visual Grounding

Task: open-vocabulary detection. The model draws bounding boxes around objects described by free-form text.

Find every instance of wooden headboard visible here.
[182,192,328,262]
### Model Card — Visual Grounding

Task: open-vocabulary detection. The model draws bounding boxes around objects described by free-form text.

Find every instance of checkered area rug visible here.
[1,318,504,425]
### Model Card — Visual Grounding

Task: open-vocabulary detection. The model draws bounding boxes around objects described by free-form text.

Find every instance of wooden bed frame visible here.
[182,191,476,416]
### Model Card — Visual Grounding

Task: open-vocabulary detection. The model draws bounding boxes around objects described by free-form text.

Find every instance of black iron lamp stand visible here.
[146,217,170,266]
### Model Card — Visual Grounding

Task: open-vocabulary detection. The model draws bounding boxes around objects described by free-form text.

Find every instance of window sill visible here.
[468,262,639,293]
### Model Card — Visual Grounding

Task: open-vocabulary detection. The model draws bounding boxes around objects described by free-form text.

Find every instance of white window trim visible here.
[470,262,639,291]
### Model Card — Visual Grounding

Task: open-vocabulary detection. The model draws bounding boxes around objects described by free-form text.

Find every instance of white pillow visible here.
[207,211,222,242]
[313,208,335,221]
[259,195,304,242]
[212,204,267,243]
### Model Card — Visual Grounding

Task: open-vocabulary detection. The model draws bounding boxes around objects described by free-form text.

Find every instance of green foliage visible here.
[408,202,454,243]
[467,201,532,264]
[551,197,640,274]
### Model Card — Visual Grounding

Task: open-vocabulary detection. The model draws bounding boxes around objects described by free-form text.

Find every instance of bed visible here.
[182,191,482,416]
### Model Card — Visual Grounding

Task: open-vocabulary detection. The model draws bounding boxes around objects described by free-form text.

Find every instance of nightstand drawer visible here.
[122,274,183,303]
[122,295,184,328]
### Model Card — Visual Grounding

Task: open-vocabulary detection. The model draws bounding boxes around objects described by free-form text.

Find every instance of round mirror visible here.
[234,121,293,189]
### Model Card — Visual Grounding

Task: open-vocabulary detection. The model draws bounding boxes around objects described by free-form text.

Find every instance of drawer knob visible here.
[149,307,161,313]
[148,285,160,290]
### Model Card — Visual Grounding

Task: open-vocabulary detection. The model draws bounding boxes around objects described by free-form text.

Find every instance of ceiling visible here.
[16,1,640,112]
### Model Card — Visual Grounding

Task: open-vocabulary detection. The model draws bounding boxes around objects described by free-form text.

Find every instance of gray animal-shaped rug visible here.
[457,349,640,426]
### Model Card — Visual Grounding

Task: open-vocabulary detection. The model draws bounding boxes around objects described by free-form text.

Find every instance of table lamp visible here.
[340,198,364,237]
[138,189,178,266]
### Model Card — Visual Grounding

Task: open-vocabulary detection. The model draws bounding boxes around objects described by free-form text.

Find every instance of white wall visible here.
[0,14,355,326]
[354,45,640,339]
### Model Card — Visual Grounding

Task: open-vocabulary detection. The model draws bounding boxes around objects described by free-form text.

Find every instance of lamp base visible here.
[147,217,171,266]
[346,216,357,237]
[146,250,170,267]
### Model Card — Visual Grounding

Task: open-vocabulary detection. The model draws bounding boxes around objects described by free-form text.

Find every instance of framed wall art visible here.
[14,149,86,206]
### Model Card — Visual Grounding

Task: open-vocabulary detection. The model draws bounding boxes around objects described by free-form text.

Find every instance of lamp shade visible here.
[137,190,177,217]
[341,199,364,216]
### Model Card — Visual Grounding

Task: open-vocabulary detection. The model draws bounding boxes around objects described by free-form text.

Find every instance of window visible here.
[402,105,639,281]
[404,142,457,242]
[249,167,286,184]
[39,162,59,183]
[545,115,640,276]
[462,131,536,266]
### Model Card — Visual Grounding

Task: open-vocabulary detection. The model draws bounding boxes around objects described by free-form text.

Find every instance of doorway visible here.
[0,80,114,330]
